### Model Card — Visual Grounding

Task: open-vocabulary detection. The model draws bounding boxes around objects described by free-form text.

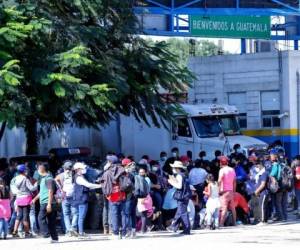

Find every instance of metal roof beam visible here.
[270,0,300,12]
[141,29,300,40]
[134,7,300,16]
[174,0,204,10]
[143,0,171,10]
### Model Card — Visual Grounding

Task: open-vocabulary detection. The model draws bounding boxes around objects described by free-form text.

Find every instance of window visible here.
[172,118,192,138]
[192,115,240,138]
[261,91,280,128]
[228,93,247,129]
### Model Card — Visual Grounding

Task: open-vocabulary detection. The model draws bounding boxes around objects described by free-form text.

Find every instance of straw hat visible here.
[170,161,187,170]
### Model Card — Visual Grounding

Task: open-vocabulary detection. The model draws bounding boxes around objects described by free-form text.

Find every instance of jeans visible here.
[151,191,163,211]
[275,191,288,220]
[171,200,190,233]
[109,201,126,236]
[30,204,38,234]
[295,189,300,212]
[0,219,8,238]
[62,198,73,233]
[71,203,88,235]
[102,197,111,228]
[124,199,136,231]
[9,210,17,233]
[38,204,58,240]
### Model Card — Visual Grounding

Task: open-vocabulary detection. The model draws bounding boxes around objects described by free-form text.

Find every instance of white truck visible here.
[119,104,268,160]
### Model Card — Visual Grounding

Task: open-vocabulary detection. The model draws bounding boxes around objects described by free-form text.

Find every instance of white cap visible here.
[73,162,87,170]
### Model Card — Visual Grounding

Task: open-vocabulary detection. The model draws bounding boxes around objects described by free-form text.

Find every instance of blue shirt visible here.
[235,164,248,182]
[255,171,269,195]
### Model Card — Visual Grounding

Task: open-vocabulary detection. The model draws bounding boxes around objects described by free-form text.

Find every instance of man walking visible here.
[218,156,237,227]
[32,163,58,243]
[101,155,126,239]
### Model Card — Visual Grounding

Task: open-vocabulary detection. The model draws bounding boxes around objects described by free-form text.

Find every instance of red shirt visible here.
[234,192,249,214]
[107,183,126,203]
[295,167,300,190]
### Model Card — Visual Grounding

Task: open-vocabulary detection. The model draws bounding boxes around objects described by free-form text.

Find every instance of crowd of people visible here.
[0,143,300,243]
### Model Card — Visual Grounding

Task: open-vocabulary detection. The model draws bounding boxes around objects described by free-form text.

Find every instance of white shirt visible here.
[76,176,101,189]
[168,174,183,189]
[189,168,208,185]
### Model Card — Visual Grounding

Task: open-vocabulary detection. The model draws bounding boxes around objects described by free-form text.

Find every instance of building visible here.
[188,50,300,157]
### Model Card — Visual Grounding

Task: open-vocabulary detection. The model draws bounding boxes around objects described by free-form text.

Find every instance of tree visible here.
[161,38,226,66]
[0,1,193,154]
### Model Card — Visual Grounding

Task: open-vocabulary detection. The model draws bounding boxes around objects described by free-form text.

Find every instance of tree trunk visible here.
[0,122,6,142]
[24,116,39,155]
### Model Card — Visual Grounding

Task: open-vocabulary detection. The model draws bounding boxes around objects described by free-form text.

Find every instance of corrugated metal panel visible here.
[261,91,280,110]
[228,92,247,113]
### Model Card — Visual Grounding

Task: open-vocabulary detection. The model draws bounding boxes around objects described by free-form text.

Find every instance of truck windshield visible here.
[192,115,241,138]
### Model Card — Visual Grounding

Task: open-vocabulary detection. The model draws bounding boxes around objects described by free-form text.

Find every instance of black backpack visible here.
[173,176,192,202]
[119,174,134,193]
[280,164,294,191]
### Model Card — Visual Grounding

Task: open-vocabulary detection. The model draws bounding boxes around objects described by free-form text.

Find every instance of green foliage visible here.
[0,0,194,152]
[154,38,228,66]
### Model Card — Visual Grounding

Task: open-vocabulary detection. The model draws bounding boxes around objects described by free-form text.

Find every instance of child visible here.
[203,174,220,230]
[0,177,11,239]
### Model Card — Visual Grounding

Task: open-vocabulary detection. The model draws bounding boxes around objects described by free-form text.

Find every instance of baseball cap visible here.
[180,155,190,163]
[106,155,119,164]
[62,161,73,170]
[17,164,26,173]
[122,158,132,166]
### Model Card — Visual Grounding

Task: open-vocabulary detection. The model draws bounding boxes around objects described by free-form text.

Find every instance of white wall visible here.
[0,122,120,158]
[188,51,286,129]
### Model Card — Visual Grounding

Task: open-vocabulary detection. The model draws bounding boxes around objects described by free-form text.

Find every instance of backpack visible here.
[60,172,74,198]
[280,164,294,191]
[173,176,192,202]
[268,176,279,194]
[119,174,134,193]
[134,176,149,198]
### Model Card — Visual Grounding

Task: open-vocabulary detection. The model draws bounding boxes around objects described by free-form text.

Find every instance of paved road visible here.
[1,220,300,250]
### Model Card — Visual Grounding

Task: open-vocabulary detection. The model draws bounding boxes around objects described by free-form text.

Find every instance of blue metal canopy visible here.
[134,0,300,43]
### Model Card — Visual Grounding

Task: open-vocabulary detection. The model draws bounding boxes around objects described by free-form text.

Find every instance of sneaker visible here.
[18,232,25,238]
[25,232,33,238]
[131,229,136,239]
[50,239,59,244]
[31,232,38,237]
[78,233,90,239]
[124,230,132,239]
[11,232,19,238]
[166,226,177,233]
[70,230,79,237]
[66,232,73,237]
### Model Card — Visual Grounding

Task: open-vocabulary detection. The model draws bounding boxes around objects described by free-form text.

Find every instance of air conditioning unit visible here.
[255,40,276,53]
